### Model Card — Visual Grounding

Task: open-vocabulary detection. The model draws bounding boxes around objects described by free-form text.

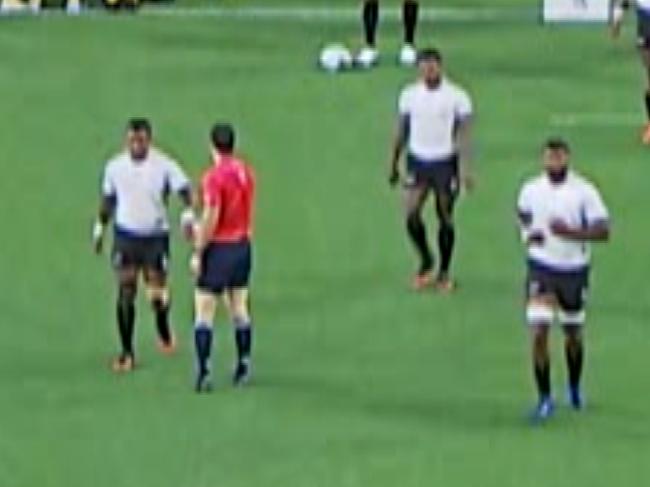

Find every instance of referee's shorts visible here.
[197,240,252,295]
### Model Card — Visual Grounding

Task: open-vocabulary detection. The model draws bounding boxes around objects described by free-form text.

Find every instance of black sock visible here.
[534,360,551,400]
[566,341,584,390]
[363,0,379,47]
[406,213,433,274]
[403,1,419,45]
[152,298,171,345]
[644,91,650,120]
[194,324,213,374]
[438,224,455,276]
[234,319,253,363]
[116,297,135,357]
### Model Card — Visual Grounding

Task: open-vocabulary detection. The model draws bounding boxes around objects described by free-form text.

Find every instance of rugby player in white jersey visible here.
[612,0,650,143]
[92,118,196,372]
[517,138,610,423]
[389,48,473,292]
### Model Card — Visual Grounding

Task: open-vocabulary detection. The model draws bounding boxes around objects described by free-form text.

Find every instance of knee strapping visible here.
[526,303,554,326]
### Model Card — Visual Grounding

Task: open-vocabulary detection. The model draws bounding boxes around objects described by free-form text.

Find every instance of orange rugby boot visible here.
[111,353,135,373]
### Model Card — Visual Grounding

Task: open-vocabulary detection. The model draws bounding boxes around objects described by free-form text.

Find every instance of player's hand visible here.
[527,231,545,247]
[388,167,400,187]
[190,252,201,276]
[180,208,197,242]
[92,221,105,255]
[550,219,574,238]
[461,172,475,193]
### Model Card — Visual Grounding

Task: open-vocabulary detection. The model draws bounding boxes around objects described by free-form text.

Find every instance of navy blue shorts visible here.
[197,240,252,294]
[112,231,169,274]
[405,153,459,199]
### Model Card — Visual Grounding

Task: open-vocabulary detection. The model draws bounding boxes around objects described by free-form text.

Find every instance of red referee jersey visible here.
[201,154,255,243]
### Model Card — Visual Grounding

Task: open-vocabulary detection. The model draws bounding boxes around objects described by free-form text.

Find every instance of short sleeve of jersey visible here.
[517,183,533,216]
[582,184,609,225]
[398,87,412,116]
[102,163,116,197]
[202,172,222,209]
[164,157,190,193]
[454,87,473,120]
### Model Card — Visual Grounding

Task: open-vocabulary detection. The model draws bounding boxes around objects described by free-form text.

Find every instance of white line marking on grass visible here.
[138,5,533,22]
[550,112,641,127]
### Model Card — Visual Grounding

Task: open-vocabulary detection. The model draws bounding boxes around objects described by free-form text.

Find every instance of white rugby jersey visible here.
[102,147,190,236]
[517,172,609,271]
[398,78,473,161]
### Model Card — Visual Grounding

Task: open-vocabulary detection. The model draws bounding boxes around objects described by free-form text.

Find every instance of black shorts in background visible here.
[112,231,170,274]
[526,262,589,313]
[406,153,460,200]
[197,240,252,294]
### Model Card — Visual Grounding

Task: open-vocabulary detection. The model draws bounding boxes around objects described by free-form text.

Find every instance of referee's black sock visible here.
[403,1,419,45]
[565,338,584,390]
[194,323,213,374]
[534,360,551,400]
[363,0,379,47]
[152,298,171,345]
[438,223,455,276]
[117,289,136,357]
[406,213,433,274]
[234,318,253,364]
[644,91,650,120]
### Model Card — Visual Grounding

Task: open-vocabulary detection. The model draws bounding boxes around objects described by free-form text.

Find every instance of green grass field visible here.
[1,2,650,486]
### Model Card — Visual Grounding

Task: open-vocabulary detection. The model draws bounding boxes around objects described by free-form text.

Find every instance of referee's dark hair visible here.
[417,47,443,64]
[211,123,236,154]
[544,137,571,154]
[127,117,152,136]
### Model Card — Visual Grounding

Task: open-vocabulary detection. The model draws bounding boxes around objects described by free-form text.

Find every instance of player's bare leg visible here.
[229,288,254,386]
[638,46,650,143]
[433,191,457,292]
[144,269,175,355]
[113,267,138,372]
[562,321,585,410]
[404,184,434,289]
[193,289,219,392]
[527,297,555,422]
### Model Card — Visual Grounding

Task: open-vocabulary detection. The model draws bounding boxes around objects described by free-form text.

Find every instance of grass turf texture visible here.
[1,7,649,487]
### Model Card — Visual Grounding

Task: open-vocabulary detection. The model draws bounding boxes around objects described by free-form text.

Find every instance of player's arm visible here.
[611,0,630,39]
[167,159,197,240]
[517,186,544,246]
[551,187,611,242]
[93,167,116,254]
[550,219,610,242]
[455,115,474,191]
[389,114,409,186]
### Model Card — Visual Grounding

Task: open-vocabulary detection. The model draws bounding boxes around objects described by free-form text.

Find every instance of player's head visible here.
[126,117,152,161]
[542,137,571,184]
[417,48,443,86]
[211,123,235,155]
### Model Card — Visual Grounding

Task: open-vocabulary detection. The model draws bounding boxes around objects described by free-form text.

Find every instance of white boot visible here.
[355,46,379,69]
[398,44,417,67]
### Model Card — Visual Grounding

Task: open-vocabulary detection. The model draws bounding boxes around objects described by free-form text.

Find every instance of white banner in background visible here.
[543,0,611,23]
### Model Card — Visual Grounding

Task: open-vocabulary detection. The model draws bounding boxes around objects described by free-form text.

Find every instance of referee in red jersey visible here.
[191,123,256,393]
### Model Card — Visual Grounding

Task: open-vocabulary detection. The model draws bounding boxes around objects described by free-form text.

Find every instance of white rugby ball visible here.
[319,44,353,73]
